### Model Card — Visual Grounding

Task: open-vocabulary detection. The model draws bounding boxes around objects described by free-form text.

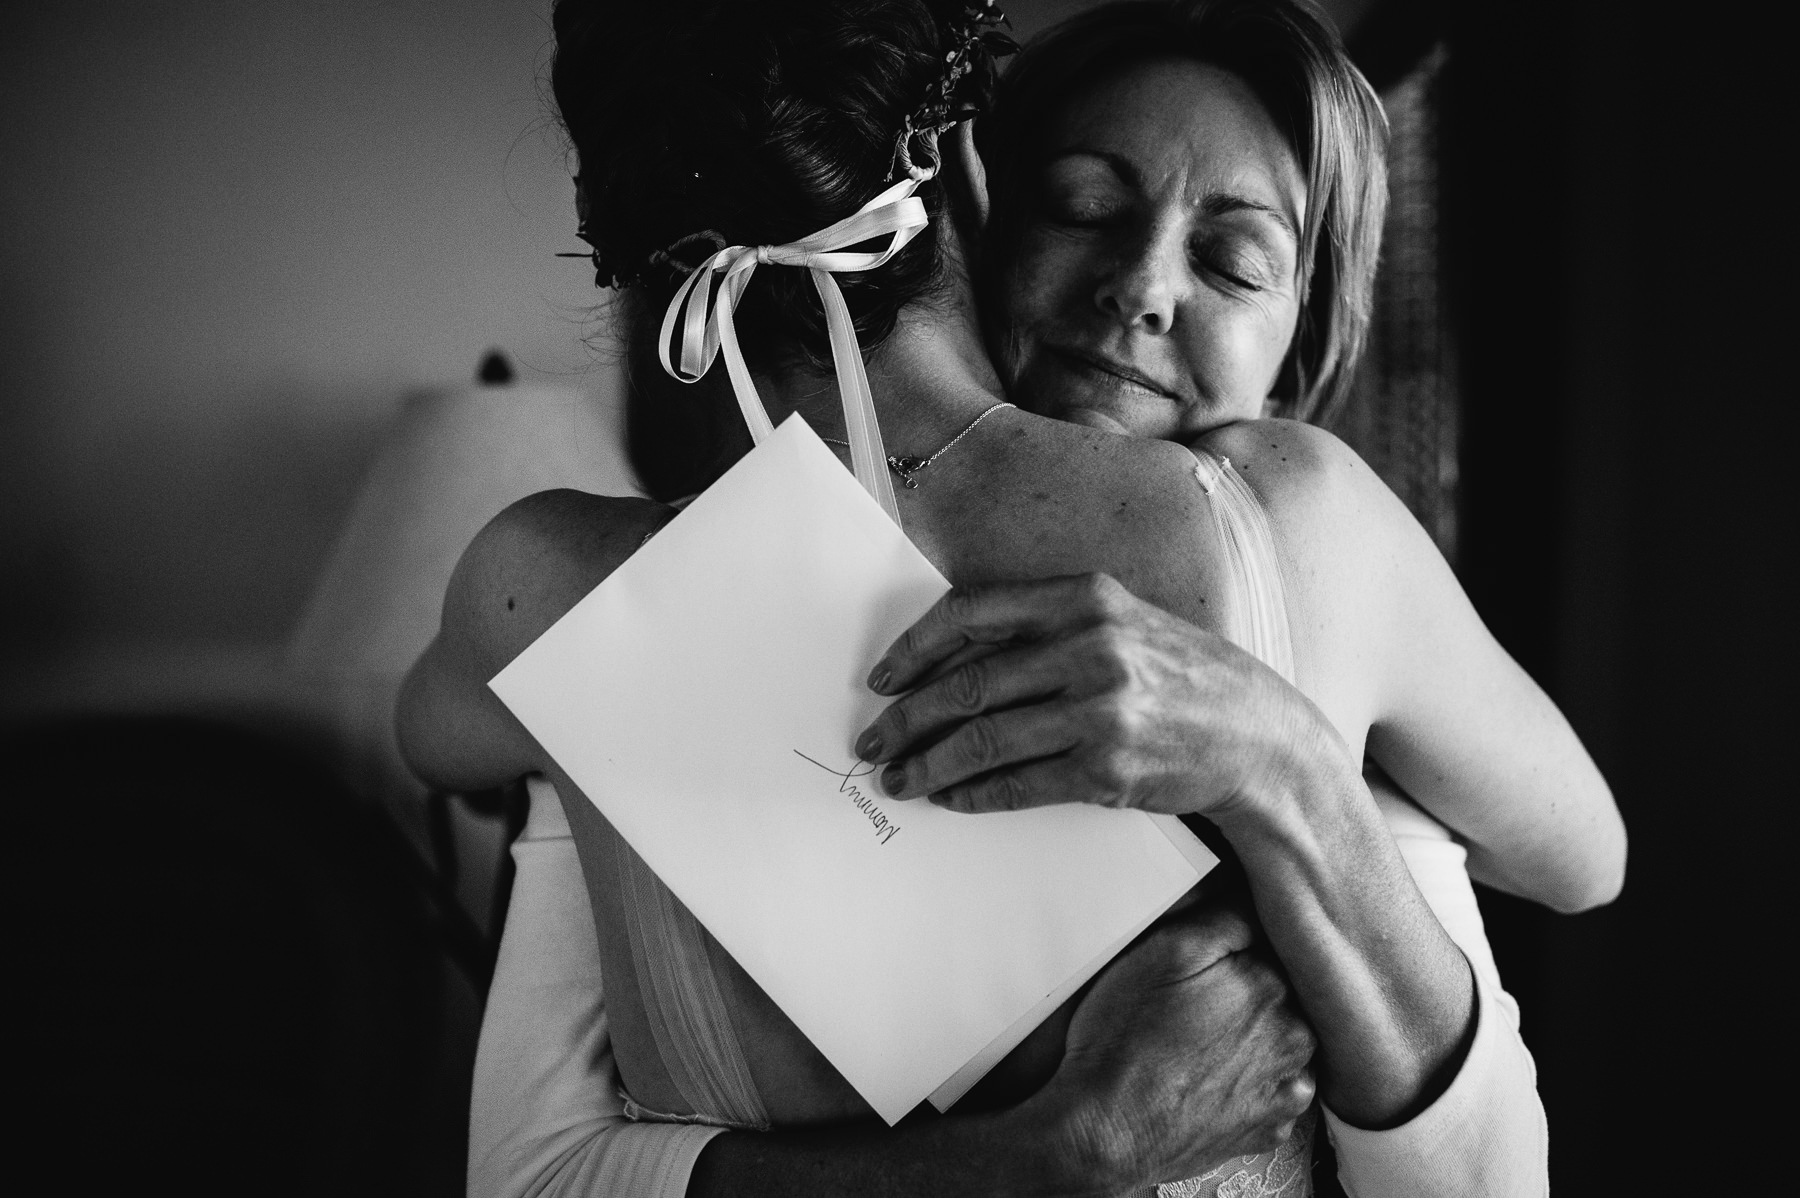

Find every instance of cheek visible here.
[1003,228,1092,331]
[1178,302,1300,423]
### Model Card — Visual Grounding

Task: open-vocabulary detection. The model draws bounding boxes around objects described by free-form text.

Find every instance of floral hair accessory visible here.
[561,1,1016,287]
[891,0,1017,181]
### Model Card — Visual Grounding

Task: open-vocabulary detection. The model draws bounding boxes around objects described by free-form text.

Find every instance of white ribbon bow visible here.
[657,178,930,525]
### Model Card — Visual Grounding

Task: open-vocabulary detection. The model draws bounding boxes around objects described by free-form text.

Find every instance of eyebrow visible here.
[1047,148,1300,244]
[1200,193,1299,244]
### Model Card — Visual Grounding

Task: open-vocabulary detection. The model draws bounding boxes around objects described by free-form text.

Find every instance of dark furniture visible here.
[10,715,481,1197]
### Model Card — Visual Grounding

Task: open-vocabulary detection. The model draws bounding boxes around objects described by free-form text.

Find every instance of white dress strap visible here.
[1189,448,1295,684]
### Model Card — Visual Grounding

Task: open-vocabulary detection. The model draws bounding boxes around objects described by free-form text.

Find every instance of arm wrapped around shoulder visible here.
[397,489,677,794]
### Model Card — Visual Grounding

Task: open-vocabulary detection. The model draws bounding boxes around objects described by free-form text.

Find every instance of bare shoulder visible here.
[969,424,1222,626]
[1196,419,1378,512]
[1190,418,1441,735]
[444,488,678,675]
[1193,418,1405,565]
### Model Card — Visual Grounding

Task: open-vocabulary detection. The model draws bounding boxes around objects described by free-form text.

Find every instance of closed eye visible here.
[1191,238,1272,292]
[1038,153,1133,228]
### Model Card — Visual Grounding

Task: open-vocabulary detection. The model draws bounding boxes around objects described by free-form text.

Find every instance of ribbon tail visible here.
[659,261,709,381]
[681,262,723,381]
[811,269,901,527]
[714,271,776,445]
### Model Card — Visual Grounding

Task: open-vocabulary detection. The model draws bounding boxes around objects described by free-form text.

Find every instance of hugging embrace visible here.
[399,1,1625,1194]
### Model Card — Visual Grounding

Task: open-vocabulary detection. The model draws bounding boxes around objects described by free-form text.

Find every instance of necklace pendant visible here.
[888,455,929,489]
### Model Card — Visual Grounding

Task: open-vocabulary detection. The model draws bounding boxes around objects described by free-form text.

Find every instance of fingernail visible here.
[883,764,906,794]
[868,662,892,693]
[855,729,882,760]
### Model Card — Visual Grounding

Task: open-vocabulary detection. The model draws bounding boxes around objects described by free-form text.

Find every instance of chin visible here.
[1062,408,1136,435]
[1015,364,1175,439]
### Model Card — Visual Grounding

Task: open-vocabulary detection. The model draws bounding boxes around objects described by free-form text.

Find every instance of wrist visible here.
[1216,697,1360,846]
[1204,728,1478,1128]
[998,1084,1133,1197]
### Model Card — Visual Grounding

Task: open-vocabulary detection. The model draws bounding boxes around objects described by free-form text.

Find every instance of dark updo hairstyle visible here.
[551,0,966,499]
[976,0,1387,424]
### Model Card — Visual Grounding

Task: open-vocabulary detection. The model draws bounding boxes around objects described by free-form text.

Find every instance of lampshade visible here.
[286,356,639,816]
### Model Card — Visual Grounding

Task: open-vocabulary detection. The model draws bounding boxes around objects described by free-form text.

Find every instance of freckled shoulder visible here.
[443,488,678,674]
[1192,417,1391,561]
[996,431,1226,628]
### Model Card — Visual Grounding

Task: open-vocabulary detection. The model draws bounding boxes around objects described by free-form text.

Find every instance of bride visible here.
[400,1,1621,1194]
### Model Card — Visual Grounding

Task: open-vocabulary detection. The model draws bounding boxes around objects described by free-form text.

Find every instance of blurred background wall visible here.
[1437,0,1787,1188]
[0,0,605,692]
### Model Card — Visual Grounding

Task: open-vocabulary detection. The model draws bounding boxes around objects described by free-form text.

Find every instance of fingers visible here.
[1085,898,1260,1003]
[1152,897,1259,967]
[926,754,1112,814]
[1277,1069,1318,1114]
[883,705,1090,804]
[856,637,1077,764]
[868,574,1135,695]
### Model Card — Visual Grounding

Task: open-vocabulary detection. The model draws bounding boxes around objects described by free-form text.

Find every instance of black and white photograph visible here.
[3,1,1784,1193]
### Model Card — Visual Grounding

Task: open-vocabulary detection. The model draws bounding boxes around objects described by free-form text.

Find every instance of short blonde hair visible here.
[977,0,1388,423]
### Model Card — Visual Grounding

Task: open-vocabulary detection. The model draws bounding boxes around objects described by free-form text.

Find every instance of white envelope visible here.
[490,415,1217,1125]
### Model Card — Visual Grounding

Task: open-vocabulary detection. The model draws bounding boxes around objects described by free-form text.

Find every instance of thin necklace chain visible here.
[823,402,1015,489]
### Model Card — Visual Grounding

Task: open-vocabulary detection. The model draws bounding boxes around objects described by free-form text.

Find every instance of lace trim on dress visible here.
[612,833,773,1131]
[1157,1108,1316,1198]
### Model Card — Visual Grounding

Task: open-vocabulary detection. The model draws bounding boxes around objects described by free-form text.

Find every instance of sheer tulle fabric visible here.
[611,834,772,1131]
[1189,449,1294,685]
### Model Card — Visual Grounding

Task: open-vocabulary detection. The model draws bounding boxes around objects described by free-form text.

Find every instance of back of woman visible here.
[526,0,1299,1130]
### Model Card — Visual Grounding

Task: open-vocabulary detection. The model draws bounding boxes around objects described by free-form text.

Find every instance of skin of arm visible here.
[398,490,676,794]
[857,421,1623,910]
[1209,419,1625,914]
[858,569,1473,1128]
[854,419,1620,1125]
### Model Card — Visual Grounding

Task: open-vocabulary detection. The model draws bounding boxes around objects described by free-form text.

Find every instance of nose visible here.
[1095,228,1184,335]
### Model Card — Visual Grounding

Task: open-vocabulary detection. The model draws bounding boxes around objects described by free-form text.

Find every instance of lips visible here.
[1047,345,1179,398]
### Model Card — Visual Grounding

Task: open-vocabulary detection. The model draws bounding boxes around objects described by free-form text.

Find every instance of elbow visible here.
[1548,820,1628,915]
[396,634,536,794]
[393,640,474,793]
[1547,873,1622,915]
[394,648,469,794]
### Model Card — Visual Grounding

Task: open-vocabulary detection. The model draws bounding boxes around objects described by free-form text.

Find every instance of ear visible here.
[940,120,990,262]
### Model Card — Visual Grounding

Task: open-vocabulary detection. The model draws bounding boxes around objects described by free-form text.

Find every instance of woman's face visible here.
[993,59,1306,438]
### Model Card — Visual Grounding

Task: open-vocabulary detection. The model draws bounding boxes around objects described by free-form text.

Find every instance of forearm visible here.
[687,1107,1103,1198]
[1328,793,1548,1197]
[1213,735,1475,1128]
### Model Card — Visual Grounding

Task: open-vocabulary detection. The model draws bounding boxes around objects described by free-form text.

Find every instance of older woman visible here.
[402,2,1619,1195]
[890,0,1621,923]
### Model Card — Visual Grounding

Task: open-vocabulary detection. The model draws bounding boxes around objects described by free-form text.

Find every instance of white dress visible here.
[467,452,1548,1197]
